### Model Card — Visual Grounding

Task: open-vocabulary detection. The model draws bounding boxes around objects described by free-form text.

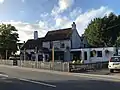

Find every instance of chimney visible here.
[72,22,76,30]
[34,31,38,40]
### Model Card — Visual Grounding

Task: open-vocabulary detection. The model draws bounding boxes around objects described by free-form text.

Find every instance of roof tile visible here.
[44,28,73,41]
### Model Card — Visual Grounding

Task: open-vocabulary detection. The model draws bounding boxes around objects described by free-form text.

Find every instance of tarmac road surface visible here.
[0,65,120,90]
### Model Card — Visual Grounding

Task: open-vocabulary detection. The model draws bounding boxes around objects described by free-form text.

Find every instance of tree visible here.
[115,36,120,47]
[84,12,120,47]
[84,18,104,47]
[102,13,119,46]
[0,24,19,59]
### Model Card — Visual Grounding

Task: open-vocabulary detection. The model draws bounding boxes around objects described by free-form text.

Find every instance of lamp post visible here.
[52,45,54,67]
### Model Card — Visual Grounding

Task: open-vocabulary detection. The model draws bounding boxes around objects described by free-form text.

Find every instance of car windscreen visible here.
[111,57,120,62]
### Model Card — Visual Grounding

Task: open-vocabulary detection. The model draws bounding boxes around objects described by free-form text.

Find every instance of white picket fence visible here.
[0,60,13,65]
[0,60,69,72]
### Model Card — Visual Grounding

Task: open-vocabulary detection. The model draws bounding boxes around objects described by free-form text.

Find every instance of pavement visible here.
[0,65,120,90]
[74,69,110,75]
[80,69,120,76]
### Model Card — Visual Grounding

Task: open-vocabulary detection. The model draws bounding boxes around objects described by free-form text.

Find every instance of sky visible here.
[0,0,119,42]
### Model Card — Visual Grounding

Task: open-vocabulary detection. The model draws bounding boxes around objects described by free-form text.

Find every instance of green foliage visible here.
[84,12,120,47]
[0,24,19,59]
[115,36,120,47]
[85,18,103,47]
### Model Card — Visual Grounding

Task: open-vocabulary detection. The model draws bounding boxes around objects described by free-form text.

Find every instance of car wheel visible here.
[110,69,114,73]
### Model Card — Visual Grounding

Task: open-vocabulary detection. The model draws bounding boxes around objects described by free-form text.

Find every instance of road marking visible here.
[0,73,56,88]
[0,74,8,77]
[18,78,56,88]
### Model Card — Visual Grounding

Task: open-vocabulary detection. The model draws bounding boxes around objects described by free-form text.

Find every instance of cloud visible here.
[0,6,112,42]
[52,0,74,16]
[58,0,74,11]
[55,16,72,28]
[75,6,113,34]
[70,7,82,19]
[0,20,49,42]
[54,6,112,35]
[40,12,48,18]
[0,0,4,4]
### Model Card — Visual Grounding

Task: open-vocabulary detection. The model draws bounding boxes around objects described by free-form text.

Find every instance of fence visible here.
[0,60,13,66]
[0,60,108,72]
[69,61,108,72]
[0,60,69,72]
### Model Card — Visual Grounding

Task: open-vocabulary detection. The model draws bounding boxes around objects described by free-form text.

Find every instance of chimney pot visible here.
[72,22,76,29]
[34,31,38,40]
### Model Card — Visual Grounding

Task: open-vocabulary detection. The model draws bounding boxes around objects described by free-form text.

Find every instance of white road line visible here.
[18,78,56,88]
[0,73,56,88]
[0,74,8,77]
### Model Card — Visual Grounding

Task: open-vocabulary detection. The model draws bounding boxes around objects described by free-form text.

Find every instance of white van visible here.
[108,56,120,73]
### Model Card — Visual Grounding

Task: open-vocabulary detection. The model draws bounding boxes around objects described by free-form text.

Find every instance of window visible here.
[81,38,83,42]
[60,43,65,48]
[110,57,120,62]
[45,55,48,60]
[50,42,53,49]
[84,51,87,60]
[97,51,102,57]
[90,51,93,57]
[84,44,86,48]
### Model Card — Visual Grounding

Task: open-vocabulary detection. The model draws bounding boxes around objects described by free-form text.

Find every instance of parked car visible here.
[108,56,120,73]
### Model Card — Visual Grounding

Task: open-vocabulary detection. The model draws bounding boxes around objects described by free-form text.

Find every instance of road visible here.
[0,65,120,90]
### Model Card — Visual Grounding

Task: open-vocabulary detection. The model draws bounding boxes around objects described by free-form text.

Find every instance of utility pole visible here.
[6,50,8,60]
[35,46,38,61]
[35,46,38,68]
[52,45,54,67]
[24,48,26,61]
